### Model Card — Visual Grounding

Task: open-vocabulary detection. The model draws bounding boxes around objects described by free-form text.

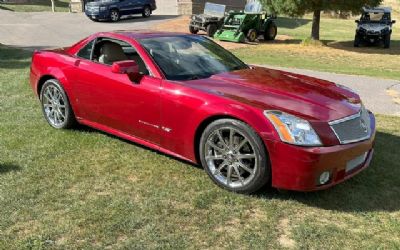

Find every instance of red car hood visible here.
[184,67,362,122]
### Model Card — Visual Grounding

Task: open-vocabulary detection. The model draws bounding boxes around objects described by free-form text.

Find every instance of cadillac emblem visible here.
[360,119,368,133]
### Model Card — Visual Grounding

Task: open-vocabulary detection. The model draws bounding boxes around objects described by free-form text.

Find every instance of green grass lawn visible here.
[0,0,70,12]
[233,2,400,80]
[1,45,400,248]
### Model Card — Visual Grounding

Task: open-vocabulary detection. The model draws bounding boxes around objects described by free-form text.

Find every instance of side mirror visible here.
[392,20,396,24]
[111,60,139,75]
[111,60,141,82]
[355,20,360,23]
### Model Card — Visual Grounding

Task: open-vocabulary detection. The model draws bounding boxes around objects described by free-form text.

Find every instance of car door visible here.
[73,37,162,145]
[130,0,144,14]
[118,0,132,15]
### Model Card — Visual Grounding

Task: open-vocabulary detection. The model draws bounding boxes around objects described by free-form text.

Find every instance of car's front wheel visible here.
[40,79,76,129]
[189,25,199,34]
[384,34,391,48]
[206,24,218,37]
[142,5,151,18]
[110,9,120,22]
[199,119,270,194]
[354,34,361,47]
[247,29,258,42]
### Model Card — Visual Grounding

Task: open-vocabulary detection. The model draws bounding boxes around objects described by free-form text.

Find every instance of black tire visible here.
[354,34,361,47]
[142,5,151,18]
[199,119,270,194]
[189,25,199,34]
[109,9,120,22]
[247,29,258,42]
[384,34,391,48]
[206,23,218,37]
[264,22,277,41]
[40,79,76,129]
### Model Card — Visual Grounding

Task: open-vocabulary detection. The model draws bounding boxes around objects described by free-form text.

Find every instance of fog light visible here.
[319,171,330,185]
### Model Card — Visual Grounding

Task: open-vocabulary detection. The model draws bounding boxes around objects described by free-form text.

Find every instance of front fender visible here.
[179,101,279,162]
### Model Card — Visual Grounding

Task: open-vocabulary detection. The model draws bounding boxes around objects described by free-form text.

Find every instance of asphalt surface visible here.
[0,9,176,49]
[0,10,399,116]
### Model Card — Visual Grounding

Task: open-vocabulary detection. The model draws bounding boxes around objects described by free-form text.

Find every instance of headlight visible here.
[192,15,196,20]
[99,6,107,11]
[264,111,322,146]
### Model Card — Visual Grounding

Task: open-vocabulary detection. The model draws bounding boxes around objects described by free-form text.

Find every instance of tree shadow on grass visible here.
[0,5,14,11]
[0,0,69,8]
[256,131,400,213]
[276,17,311,29]
[0,45,32,69]
[328,40,400,55]
[0,163,21,173]
[74,125,202,169]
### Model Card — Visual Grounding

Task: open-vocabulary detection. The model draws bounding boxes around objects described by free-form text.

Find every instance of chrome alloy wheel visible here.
[42,84,66,127]
[144,6,151,17]
[205,127,257,188]
[110,10,119,21]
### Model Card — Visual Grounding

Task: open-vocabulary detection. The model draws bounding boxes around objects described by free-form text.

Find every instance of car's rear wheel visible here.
[189,25,199,34]
[206,23,218,37]
[199,119,270,194]
[264,22,277,41]
[142,5,151,18]
[247,29,258,42]
[110,9,120,22]
[40,79,76,129]
[354,34,361,47]
[384,34,391,48]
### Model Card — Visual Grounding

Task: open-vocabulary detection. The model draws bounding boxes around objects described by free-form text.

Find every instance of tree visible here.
[261,0,383,40]
[50,0,55,12]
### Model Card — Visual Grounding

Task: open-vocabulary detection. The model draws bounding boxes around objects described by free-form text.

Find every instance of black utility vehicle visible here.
[189,2,227,37]
[354,7,396,48]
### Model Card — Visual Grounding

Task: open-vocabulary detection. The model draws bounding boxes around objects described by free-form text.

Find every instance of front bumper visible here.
[264,112,376,192]
[85,10,109,20]
[190,20,207,30]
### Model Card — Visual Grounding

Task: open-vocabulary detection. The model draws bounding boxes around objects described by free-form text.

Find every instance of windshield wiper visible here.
[186,75,201,80]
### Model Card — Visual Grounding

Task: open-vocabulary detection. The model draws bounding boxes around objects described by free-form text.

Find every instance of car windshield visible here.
[139,35,249,81]
[361,12,390,23]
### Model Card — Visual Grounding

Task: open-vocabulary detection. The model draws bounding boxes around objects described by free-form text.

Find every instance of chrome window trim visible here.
[328,109,362,126]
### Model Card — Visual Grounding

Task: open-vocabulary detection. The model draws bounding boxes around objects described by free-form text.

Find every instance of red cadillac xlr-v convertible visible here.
[29,31,376,193]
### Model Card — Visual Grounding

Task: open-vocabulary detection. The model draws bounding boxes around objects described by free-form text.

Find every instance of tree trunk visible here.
[311,9,321,40]
[50,0,55,12]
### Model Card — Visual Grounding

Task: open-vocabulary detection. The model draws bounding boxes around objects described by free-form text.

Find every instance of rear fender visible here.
[37,66,82,118]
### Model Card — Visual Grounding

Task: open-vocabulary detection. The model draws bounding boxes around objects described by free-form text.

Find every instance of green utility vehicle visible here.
[214,0,277,43]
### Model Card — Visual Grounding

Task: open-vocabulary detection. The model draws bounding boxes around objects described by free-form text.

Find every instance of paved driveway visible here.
[0,9,176,49]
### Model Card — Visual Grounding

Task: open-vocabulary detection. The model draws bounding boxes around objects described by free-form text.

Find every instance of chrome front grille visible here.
[329,107,371,144]
[86,5,99,13]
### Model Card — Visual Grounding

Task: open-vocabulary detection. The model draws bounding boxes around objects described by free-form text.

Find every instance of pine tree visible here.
[261,0,383,40]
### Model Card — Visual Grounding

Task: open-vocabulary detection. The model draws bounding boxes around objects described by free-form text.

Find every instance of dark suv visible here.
[85,0,156,22]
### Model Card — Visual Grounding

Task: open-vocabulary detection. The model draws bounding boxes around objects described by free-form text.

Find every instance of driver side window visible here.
[76,37,150,76]
[92,38,150,76]
[77,39,95,60]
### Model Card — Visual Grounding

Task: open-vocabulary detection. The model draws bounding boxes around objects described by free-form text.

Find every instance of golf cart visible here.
[213,0,277,43]
[354,7,396,48]
[189,2,227,37]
